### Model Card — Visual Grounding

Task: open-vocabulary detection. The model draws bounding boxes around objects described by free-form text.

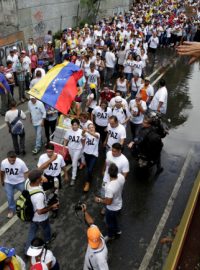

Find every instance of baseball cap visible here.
[0,247,15,262]
[87,226,101,249]
[29,95,36,99]
[115,96,122,103]
[30,262,48,270]
[89,83,96,89]
[21,50,26,54]
[12,46,17,50]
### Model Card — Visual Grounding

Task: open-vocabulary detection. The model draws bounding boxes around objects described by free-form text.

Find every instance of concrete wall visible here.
[0,0,130,45]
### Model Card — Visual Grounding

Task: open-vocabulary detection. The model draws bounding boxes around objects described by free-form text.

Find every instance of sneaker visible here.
[32,148,40,155]
[83,182,90,192]
[7,211,14,219]
[70,179,76,187]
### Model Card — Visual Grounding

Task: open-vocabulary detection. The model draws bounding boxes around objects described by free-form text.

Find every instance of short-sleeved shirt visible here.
[5,109,26,123]
[92,106,112,127]
[37,153,65,176]
[0,72,10,94]
[106,123,126,147]
[64,128,83,150]
[31,249,56,267]
[103,151,129,184]
[84,227,108,270]
[129,99,147,124]
[149,86,168,114]
[105,173,125,211]
[83,132,100,157]
[28,185,48,222]
[1,158,28,184]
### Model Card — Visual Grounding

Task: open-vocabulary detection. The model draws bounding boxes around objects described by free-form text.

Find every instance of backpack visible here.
[10,110,24,135]
[16,189,43,222]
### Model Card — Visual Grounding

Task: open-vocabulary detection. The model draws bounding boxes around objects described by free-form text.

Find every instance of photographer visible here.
[81,205,109,270]
[25,169,59,254]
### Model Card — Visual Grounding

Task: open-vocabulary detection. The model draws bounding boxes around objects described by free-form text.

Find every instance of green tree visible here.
[80,0,102,24]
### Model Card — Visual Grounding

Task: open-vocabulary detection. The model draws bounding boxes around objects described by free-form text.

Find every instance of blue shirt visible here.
[0,73,10,94]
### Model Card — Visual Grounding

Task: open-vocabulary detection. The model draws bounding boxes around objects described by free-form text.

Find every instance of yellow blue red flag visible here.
[28,61,83,115]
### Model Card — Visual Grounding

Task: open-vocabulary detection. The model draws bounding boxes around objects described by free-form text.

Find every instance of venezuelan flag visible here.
[28,61,83,115]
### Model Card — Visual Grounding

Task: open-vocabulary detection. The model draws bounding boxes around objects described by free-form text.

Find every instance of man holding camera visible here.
[81,205,109,270]
[25,169,59,254]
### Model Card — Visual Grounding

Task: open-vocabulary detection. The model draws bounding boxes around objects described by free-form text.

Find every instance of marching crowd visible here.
[0,0,200,269]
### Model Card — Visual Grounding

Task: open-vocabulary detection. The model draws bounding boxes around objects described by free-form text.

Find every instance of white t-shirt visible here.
[31,249,56,267]
[139,84,154,98]
[28,185,48,222]
[107,123,126,147]
[131,78,143,93]
[149,86,168,114]
[83,132,100,157]
[87,69,100,85]
[64,128,83,150]
[111,106,130,126]
[37,153,65,176]
[87,93,97,109]
[5,109,26,123]
[105,51,116,68]
[133,61,143,77]
[22,56,31,72]
[1,158,28,184]
[28,100,46,126]
[103,151,129,184]
[149,36,159,49]
[92,106,112,127]
[129,99,147,124]
[105,173,125,211]
[84,231,108,270]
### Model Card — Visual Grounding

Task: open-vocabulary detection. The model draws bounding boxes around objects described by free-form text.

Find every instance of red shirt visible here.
[100,90,115,102]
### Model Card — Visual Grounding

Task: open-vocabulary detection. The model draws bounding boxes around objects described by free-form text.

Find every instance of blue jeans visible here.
[105,208,121,237]
[25,218,51,253]
[4,182,24,211]
[34,125,42,150]
[84,153,97,183]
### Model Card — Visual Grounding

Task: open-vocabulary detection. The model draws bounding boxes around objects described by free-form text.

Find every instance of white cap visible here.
[115,96,122,102]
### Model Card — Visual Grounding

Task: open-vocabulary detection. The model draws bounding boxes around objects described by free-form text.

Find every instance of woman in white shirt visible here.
[82,123,100,192]
[113,73,129,98]
[123,53,134,81]
[132,55,143,78]
[27,237,59,270]
[63,118,83,186]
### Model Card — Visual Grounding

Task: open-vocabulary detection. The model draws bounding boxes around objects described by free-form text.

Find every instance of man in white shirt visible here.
[95,163,126,241]
[25,169,59,254]
[37,143,68,191]
[7,48,18,75]
[29,70,42,89]
[0,151,28,218]
[111,96,131,127]
[149,79,168,114]
[105,45,116,85]
[21,50,31,90]
[28,97,46,154]
[104,116,126,151]
[129,94,147,140]
[5,100,26,155]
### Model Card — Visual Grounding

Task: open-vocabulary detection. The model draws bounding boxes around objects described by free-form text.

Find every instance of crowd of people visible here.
[0,0,200,269]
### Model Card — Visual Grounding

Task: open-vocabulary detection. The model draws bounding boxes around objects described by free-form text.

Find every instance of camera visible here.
[74,201,85,211]
[47,193,59,206]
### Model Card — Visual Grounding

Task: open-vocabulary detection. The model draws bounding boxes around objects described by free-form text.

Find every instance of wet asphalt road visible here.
[0,50,200,270]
